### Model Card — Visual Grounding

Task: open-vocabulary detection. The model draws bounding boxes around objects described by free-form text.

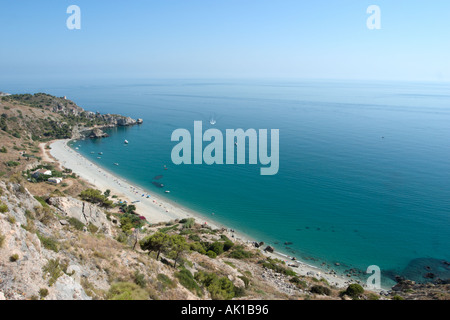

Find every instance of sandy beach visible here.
[48,139,372,290]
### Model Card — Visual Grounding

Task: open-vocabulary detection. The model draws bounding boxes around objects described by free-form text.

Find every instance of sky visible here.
[0,0,449,82]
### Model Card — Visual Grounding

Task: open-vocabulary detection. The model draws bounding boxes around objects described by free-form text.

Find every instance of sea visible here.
[3,78,450,287]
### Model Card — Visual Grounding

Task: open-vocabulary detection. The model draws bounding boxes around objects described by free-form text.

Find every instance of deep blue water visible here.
[3,79,450,287]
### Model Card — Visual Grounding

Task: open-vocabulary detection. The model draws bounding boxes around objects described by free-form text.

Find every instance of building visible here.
[32,169,52,179]
[48,177,63,184]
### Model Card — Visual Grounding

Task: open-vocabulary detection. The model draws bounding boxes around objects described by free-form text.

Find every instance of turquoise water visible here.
[4,79,450,286]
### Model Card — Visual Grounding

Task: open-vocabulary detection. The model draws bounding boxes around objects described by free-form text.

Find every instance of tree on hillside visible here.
[139,232,172,261]
[170,235,189,269]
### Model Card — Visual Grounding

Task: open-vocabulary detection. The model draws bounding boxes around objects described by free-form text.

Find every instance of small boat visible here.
[234,142,238,146]
[91,152,95,154]
[210,119,216,125]
[97,157,101,159]
[124,140,129,144]
[99,152,103,155]
[75,147,79,150]
[114,163,119,166]
[165,190,170,193]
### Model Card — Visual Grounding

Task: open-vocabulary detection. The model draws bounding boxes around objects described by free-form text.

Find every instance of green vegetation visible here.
[345,283,364,299]
[37,232,59,252]
[140,232,172,260]
[367,293,380,300]
[34,206,55,225]
[168,235,188,268]
[259,258,297,276]
[195,271,241,300]
[228,245,254,259]
[68,217,85,231]
[175,268,202,297]
[39,288,49,299]
[134,271,147,288]
[310,285,332,296]
[107,282,148,300]
[87,223,99,234]
[392,295,405,300]
[289,276,307,289]
[7,215,16,224]
[157,274,177,289]
[42,259,65,286]
[34,196,49,207]
[0,232,5,248]
[10,254,19,262]
[0,146,7,153]
[0,201,8,213]
[206,250,217,259]
[80,189,113,208]
[119,213,144,235]
[5,161,19,167]
[180,218,195,229]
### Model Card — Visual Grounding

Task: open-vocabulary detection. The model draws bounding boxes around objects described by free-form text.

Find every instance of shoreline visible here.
[48,139,383,291]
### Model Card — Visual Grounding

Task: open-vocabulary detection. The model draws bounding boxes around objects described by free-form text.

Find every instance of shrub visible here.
[87,223,99,234]
[194,271,237,300]
[238,276,250,289]
[37,233,59,252]
[34,196,49,207]
[223,239,234,252]
[0,232,5,248]
[208,241,224,256]
[228,246,254,259]
[42,259,64,286]
[0,146,7,153]
[260,258,296,276]
[0,202,9,213]
[310,285,332,296]
[10,254,19,262]
[345,284,364,299]
[367,293,380,300]
[289,277,307,289]
[188,234,201,242]
[68,217,85,231]
[39,288,49,299]
[190,242,206,255]
[120,213,144,234]
[392,295,405,300]
[157,273,177,289]
[134,271,147,288]
[35,206,55,225]
[206,250,217,259]
[181,218,195,229]
[5,161,19,167]
[80,189,113,208]
[7,215,16,224]
[107,282,148,300]
[175,269,202,296]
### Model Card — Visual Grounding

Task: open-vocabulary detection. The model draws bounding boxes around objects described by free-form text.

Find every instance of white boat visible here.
[165,190,170,193]
[114,163,119,166]
[124,140,129,144]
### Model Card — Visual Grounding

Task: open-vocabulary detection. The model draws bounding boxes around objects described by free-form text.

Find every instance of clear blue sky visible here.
[0,0,449,81]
